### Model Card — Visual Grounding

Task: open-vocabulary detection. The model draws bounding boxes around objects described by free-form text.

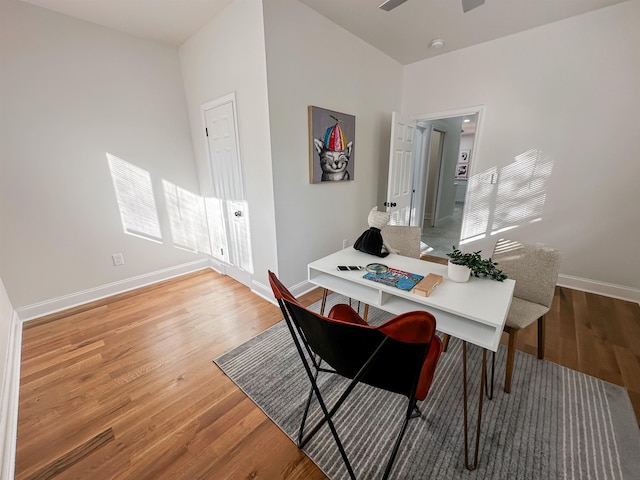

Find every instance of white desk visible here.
[308,248,516,470]
[308,249,515,351]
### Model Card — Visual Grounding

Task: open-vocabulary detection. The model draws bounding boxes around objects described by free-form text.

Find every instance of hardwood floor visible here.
[16,269,640,479]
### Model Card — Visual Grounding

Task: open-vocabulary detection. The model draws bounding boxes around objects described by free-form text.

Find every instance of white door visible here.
[202,94,252,286]
[385,112,417,225]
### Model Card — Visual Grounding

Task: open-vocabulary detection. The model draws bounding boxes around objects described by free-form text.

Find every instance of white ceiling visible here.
[300,0,628,64]
[18,0,234,46]
[19,0,628,64]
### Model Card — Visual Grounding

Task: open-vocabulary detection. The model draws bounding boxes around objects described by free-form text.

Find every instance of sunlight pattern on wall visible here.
[460,166,497,244]
[163,180,212,256]
[493,149,553,233]
[493,238,525,256]
[460,149,554,244]
[107,155,253,275]
[107,153,162,243]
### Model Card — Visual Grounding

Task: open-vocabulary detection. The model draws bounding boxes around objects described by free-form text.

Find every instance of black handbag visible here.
[353,227,389,258]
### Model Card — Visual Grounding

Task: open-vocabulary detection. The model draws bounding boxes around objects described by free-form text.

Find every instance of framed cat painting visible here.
[308,106,355,183]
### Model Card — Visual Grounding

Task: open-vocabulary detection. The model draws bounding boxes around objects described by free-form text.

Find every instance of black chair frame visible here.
[276,296,430,480]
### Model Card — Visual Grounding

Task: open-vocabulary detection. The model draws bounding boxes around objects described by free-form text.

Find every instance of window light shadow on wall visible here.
[493,238,525,257]
[107,153,163,243]
[460,166,497,244]
[460,149,554,245]
[163,180,212,256]
[163,186,253,274]
[107,153,253,274]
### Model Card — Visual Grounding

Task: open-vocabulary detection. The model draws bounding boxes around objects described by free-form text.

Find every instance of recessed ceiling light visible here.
[429,38,445,49]
[464,119,471,123]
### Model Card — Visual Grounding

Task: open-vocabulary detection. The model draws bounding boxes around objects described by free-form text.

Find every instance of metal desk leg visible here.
[320,288,328,315]
[462,342,486,471]
[485,351,495,400]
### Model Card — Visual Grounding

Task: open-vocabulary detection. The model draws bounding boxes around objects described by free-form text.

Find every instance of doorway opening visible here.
[412,110,480,258]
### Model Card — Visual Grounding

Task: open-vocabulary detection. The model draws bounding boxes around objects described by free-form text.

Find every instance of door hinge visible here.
[205,127,208,137]
[220,248,224,256]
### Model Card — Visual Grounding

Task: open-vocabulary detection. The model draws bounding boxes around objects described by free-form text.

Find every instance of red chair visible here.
[268,271,442,480]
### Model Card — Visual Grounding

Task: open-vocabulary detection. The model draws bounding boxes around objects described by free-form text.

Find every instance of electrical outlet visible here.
[342,239,349,249]
[112,253,125,266]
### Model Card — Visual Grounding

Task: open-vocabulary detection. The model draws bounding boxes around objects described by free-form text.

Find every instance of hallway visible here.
[420,202,463,258]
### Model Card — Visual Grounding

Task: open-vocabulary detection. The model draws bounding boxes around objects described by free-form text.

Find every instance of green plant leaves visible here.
[446,246,507,282]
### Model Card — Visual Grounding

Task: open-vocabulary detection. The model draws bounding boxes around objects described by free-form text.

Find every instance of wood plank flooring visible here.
[16,269,640,479]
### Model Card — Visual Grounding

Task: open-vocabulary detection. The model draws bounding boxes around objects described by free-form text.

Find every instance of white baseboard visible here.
[209,257,224,275]
[0,312,22,480]
[557,274,640,304]
[251,278,317,307]
[289,279,318,299]
[16,259,212,322]
[251,279,275,305]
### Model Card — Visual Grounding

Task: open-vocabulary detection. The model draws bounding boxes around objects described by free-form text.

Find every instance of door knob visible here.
[234,210,242,217]
[384,202,397,207]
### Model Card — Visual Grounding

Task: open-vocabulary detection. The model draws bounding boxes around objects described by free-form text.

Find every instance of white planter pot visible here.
[448,262,471,283]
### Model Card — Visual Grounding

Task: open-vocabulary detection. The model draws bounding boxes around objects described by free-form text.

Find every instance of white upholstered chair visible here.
[492,238,561,393]
[381,225,422,259]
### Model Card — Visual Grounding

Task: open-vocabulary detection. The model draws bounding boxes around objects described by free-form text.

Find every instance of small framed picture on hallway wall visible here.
[455,163,468,179]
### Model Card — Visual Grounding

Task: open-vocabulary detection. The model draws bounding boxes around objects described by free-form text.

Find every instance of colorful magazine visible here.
[363,267,424,291]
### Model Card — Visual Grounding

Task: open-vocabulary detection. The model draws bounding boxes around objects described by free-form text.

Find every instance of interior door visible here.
[203,94,252,286]
[385,112,417,225]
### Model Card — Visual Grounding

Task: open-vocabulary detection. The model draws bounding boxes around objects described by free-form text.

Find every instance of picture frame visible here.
[455,163,469,179]
[308,106,355,183]
[459,149,470,164]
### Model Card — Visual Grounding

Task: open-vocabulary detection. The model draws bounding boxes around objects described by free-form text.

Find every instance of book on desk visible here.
[363,268,443,296]
[363,267,423,291]
[413,273,443,297]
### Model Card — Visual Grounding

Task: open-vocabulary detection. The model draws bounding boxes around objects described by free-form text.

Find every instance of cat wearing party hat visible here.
[314,115,352,181]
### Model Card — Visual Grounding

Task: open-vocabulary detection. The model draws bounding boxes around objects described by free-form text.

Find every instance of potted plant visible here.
[446,246,508,283]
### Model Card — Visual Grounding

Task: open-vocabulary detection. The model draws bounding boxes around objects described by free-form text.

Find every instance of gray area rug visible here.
[214,294,640,479]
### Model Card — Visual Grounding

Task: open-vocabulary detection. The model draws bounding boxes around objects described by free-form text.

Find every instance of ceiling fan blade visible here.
[379,0,409,12]
[461,0,485,13]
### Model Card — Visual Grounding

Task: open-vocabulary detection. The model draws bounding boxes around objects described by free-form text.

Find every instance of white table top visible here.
[308,248,515,351]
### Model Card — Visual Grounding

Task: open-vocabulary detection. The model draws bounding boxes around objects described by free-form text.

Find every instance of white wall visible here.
[0,0,204,308]
[460,135,475,156]
[402,1,640,292]
[0,276,13,405]
[262,0,404,287]
[179,0,277,295]
[0,275,18,479]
